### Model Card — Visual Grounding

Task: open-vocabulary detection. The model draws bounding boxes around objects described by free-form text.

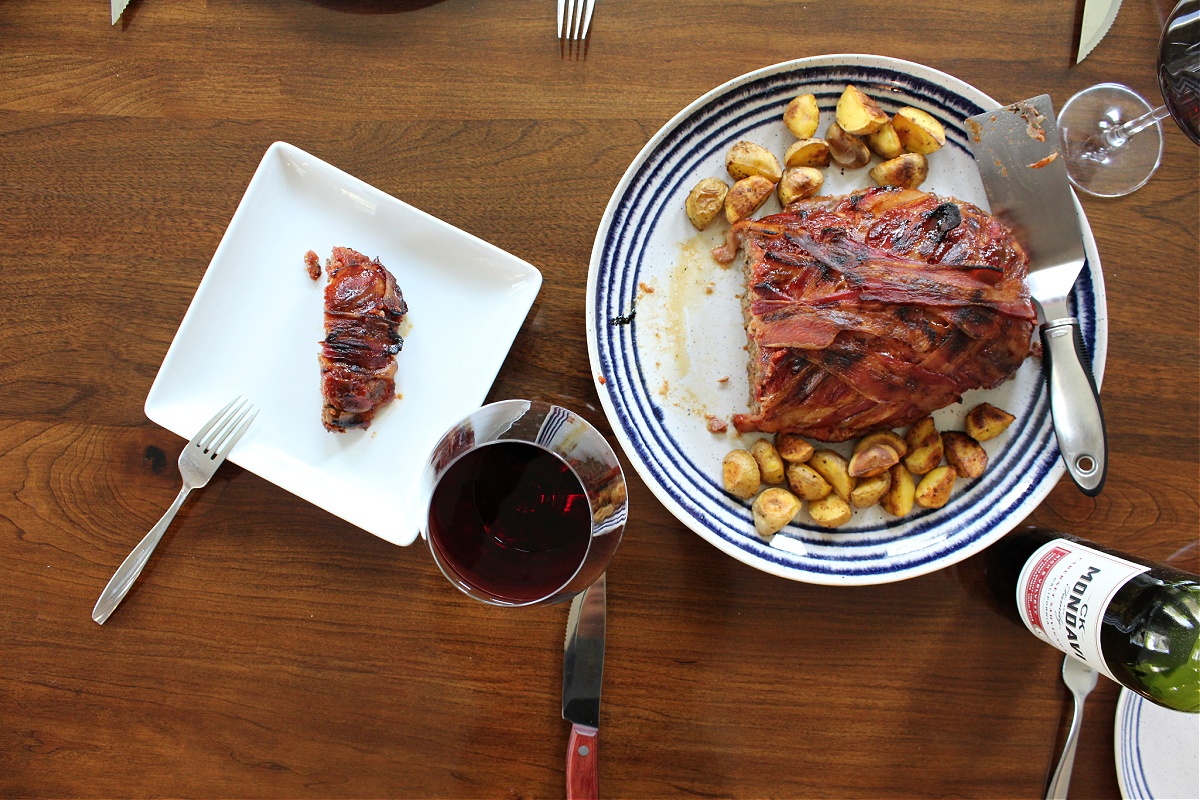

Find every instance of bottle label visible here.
[1015,538,1149,680]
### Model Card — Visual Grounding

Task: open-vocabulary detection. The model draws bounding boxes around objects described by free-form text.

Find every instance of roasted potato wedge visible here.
[777,167,824,206]
[752,487,801,537]
[836,85,889,135]
[943,431,988,479]
[915,465,957,509]
[965,402,1016,441]
[784,138,831,168]
[722,449,760,499]
[866,121,905,160]
[825,122,871,169]
[853,431,908,458]
[869,152,929,189]
[892,107,947,154]
[685,177,729,230]
[809,449,856,503]
[905,416,940,451]
[904,443,943,475]
[847,443,900,478]
[786,462,832,500]
[750,438,786,485]
[880,464,916,517]
[726,141,783,183]
[783,93,821,139]
[851,471,891,509]
[725,175,775,224]
[776,433,814,464]
[808,494,853,528]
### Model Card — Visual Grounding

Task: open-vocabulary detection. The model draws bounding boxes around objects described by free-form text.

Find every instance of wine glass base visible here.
[1058,83,1164,198]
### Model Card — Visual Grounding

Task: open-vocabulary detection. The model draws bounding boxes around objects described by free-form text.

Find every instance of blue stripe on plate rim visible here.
[585,55,1108,585]
[1116,689,1153,799]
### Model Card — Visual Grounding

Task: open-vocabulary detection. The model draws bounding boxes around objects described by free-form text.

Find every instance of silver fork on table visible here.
[557,0,595,57]
[1046,655,1099,799]
[92,397,257,625]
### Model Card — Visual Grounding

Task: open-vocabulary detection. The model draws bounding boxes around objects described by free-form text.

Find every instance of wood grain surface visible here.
[1,0,1196,797]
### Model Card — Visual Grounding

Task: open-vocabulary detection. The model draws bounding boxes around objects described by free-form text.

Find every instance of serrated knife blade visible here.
[966,96,1107,496]
[562,573,605,800]
[1078,0,1123,63]
[111,0,131,24]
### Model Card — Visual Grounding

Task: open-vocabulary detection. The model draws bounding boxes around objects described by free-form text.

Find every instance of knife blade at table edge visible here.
[562,574,605,800]
[1078,0,1123,63]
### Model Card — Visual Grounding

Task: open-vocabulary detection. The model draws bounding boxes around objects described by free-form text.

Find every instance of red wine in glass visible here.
[421,400,627,607]
[428,441,592,604]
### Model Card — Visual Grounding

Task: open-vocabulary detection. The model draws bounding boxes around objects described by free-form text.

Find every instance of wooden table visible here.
[1,1,1195,797]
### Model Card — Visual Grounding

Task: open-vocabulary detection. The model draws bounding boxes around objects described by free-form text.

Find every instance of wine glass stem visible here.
[1107,104,1173,147]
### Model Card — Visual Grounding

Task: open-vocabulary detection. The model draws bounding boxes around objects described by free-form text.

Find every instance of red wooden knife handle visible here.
[566,723,599,800]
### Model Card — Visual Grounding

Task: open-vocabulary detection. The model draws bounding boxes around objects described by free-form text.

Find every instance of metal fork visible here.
[557,0,595,57]
[92,397,257,624]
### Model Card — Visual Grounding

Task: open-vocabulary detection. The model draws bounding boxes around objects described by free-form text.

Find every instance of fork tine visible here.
[210,409,257,460]
[580,0,595,40]
[204,404,253,457]
[197,399,248,453]
[571,0,584,40]
[190,397,238,446]
[557,0,567,38]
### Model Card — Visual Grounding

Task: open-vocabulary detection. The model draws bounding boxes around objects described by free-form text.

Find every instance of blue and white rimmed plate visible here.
[585,55,1108,585]
[1115,689,1200,799]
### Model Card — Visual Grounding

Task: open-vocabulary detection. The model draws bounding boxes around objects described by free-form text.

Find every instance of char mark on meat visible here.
[729,187,1037,442]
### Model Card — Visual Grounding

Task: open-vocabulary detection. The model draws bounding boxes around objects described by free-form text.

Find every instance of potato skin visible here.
[725,175,775,223]
[809,449,856,502]
[776,433,814,463]
[869,152,928,189]
[808,494,853,528]
[726,141,783,183]
[942,431,988,479]
[752,487,801,536]
[892,107,946,154]
[835,84,888,135]
[722,450,761,499]
[866,121,905,160]
[786,462,832,500]
[914,465,957,509]
[851,471,891,509]
[750,438,786,485]
[903,417,944,475]
[685,177,729,230]
[880,464,916,517]
[847,443,900,478]
[778,167,824,206]
[965,403,1015,441]
[783,138,831,168]
[783,94,821,139]
[853,431,908,458]
[825,122,871,168]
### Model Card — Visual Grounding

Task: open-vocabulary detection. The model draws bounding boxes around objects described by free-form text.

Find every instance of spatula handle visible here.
[566,723,598,800]
[1041,317,1107,496]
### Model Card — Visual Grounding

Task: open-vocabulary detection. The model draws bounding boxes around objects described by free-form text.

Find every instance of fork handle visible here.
[1045,696,1086,800]
[92,485,191,624]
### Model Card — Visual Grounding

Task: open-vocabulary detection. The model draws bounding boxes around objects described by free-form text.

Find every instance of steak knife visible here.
[1077,0,1123,63]
[967,95,1107,496]
[562,573,605,800]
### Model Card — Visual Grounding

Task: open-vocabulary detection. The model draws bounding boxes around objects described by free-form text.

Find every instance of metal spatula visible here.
[967,95,1107,496]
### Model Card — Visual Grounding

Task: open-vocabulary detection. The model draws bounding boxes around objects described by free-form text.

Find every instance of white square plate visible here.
[145,142,542,546]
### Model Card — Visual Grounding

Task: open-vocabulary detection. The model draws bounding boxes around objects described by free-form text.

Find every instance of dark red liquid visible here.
[428,441,592,603]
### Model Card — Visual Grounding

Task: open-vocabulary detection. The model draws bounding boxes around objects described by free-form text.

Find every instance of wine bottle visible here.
[986,527,1199,713]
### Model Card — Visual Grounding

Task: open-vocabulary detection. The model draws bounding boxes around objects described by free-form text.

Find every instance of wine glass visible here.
[419,400,627,607]
[1058,0,1200,197]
